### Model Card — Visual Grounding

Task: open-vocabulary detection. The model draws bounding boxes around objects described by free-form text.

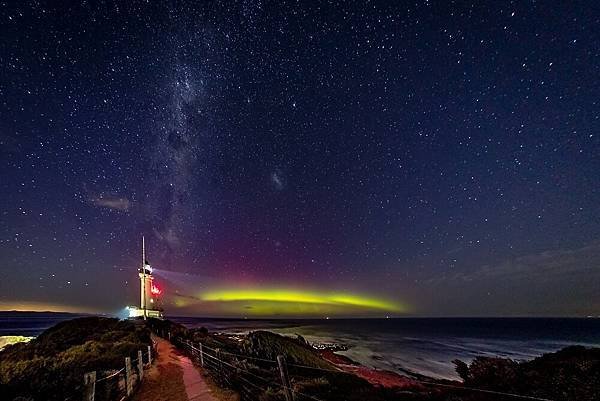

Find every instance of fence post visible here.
[138,350,144,381]
[83,371,96,401]
[277,355,294,401]
[125,357,133,396]
[216,348,223,375]
[199,342,204,367]
[147,345,152,365]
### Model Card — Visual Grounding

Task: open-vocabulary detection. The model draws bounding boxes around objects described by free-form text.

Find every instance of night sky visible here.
[1,1,599,317]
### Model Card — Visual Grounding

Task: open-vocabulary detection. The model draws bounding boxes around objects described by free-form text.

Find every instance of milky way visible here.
[0,1,598,316]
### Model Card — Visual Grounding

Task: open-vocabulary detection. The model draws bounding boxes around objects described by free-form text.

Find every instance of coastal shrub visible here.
[453,346,600,401]
[242,331,334,370]
[0,317,151,401]
[258,387,284,401]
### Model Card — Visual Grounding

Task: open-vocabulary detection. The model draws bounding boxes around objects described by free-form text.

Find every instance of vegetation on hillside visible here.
[0,317,151,401]
[242,330,334,369]
[453,345,600,401]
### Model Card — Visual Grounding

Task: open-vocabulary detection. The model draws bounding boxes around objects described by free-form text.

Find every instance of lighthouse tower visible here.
[128,237,164,319]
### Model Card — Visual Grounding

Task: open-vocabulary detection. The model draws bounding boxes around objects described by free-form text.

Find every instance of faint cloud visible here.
[90,195,130,211]
[452,241,600,283]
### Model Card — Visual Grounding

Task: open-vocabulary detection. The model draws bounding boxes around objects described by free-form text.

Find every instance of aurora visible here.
[199,289,405,314]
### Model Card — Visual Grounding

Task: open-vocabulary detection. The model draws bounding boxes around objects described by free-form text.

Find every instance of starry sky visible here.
[1,1,599,317]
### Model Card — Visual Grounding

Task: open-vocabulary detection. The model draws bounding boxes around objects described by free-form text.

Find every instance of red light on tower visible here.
[151,284,162,295]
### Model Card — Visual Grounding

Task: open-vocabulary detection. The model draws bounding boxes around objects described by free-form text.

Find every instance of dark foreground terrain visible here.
[1,317,599,401]
[0,317,151,401]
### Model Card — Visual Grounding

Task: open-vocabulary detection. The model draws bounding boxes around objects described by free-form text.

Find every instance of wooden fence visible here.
[81,342,156,401]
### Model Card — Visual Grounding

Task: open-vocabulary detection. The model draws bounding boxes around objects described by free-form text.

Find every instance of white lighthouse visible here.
[128,236,164,319]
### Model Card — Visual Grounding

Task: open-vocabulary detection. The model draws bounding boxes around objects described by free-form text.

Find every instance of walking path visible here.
[133,336,219,401]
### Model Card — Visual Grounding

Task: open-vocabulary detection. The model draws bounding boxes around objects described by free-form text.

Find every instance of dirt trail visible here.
[133,336,219,401]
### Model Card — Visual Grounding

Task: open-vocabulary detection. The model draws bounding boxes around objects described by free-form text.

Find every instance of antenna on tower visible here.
[142,236,147,320]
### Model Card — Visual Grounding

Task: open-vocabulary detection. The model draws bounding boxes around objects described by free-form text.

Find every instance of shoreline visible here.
[319,349,425,388]
[218,331,444,390]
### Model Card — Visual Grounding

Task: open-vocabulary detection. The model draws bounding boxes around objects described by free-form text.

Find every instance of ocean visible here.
[2,312,599,380]
[0,311,90,337]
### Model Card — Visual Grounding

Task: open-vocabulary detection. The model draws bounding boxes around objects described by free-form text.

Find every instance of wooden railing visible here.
[82,341,157,401]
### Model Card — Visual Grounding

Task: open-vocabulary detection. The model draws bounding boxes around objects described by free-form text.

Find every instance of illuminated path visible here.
[134,336,219,401]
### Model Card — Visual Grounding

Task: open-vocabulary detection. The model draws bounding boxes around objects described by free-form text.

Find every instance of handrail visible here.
[95,367,125,383]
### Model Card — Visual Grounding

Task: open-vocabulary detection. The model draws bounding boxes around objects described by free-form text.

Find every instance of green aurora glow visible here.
[186,289,407,315]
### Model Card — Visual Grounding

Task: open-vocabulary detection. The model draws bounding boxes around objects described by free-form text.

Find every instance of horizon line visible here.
[1,310,598,319]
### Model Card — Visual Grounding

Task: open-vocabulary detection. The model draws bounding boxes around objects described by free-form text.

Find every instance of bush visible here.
[0,317,151,401]
[453,346,600,401]
[241,330,333,370]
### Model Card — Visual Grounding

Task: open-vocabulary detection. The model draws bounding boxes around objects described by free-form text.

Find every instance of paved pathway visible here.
[134,336,218,401]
